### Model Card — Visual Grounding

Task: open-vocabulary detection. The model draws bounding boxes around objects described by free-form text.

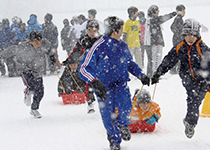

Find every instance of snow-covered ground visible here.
[1,2,210,150]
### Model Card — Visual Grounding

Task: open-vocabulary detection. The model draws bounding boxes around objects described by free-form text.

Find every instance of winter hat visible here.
[104,16,124,36]
[44,13,53,21]
[77,14,86,21]
[2,18,9,25]
[29,30,42,41]
[148,5,159,17]
[127,6,138,17]
[138,11,145,18]
[181,18,201,37]
[63,18,69,26]
[88,9,97,18]
[86,19,99,29]
[176,4,185,11]
[136,89,151,105]
[68,57,79,64]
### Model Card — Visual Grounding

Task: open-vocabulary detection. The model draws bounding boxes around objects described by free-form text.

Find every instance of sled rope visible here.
[66,66,84,94]
[152,83,157,100]
[136,85,144,101]
[54,64,66,94]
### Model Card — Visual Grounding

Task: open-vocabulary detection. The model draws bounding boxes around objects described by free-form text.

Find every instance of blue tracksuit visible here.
[79,35,144,145]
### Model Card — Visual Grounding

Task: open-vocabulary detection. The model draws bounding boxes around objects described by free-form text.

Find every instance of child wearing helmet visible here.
[151,18,210,138]
[129,89,161,133]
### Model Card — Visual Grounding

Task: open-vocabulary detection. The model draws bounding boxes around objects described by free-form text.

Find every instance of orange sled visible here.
[60,91,88,105]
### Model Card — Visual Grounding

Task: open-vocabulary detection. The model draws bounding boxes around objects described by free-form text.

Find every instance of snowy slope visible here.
[1,2,210,150]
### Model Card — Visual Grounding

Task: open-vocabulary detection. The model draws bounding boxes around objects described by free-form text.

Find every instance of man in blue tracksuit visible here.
[79,16,150,150]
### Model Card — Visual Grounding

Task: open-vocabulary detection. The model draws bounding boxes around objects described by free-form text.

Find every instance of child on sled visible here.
[129,89,161,133]
[57,57,95,113]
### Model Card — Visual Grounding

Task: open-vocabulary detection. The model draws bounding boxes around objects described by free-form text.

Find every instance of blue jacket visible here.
[0,24,15,49]
[79,35,144,87]
[26,16,43,37]
[11,24,26,45]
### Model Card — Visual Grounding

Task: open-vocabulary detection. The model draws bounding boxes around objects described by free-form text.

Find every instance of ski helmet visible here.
[176,4,185,11]
[29,30,42,41]
[103,16,124,36]
[181,18,201,37]
[147,5,159,17]
[86,19,99,29]
[136,89,151,105]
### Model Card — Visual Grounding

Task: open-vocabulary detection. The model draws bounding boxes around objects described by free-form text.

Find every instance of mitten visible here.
[151,72,161,85]
[91,78,107,102]
[62,59,68,66]
[140,75,150,86]
[50,55,56,63]
[146,114,159,125]
[199,80,210,92]
[171,11,177,17]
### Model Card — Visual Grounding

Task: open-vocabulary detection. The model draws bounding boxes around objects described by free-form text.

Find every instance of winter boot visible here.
[118,126,131,141]
[183,118,195,138]
[30,109,42,118]
[107,134,121,150]
[87,101,95,114]
[24,89,33,107]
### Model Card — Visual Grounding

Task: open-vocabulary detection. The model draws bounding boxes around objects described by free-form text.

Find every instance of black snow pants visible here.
[21,72,44,110]
[181,75,206,125]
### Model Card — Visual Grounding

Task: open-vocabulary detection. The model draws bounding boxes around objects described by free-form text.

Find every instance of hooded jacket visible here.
[26,16,43,37]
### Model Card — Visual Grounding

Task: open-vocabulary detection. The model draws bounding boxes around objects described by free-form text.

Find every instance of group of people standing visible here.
[0,13,61,77]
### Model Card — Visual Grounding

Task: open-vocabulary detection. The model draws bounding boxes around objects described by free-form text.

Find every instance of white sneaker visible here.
[24,89,33,106]
[87,103,95,114]
[30,109,42,118]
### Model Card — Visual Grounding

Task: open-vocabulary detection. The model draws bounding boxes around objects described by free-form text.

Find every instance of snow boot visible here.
[24,89,33,106]
[30,109,42,118]
[87,102,95,114]
[118,126,131,141]
[183,118,195,138]
[107,134,121,150]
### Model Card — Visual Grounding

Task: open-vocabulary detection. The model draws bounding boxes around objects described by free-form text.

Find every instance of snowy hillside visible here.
[1,1,210,150]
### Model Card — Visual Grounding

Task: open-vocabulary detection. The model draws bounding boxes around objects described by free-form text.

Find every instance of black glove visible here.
[50,55,56,63]
[199,80,210,92]
[151,72,161,85]
[62,59,68,66]
[171,11,177,17]
[91,78,107,101]
[140,75,150,86]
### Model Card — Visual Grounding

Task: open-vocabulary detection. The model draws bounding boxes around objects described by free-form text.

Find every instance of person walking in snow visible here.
[138,11,146,68]
[79,16,150,150]
[26,14,43,37]
[123,6,142,68]
[61,18,71,55]
[129,89,161,133]
[169,4,186,74]
[151,19,210,138]
[62,19,102,113]
[42,13,61,74]
[0,30,56,118]
[144,5,177,77]
[88,9,105,34]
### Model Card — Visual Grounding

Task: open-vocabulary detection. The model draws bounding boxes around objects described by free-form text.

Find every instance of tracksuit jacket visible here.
[79,35,144,145]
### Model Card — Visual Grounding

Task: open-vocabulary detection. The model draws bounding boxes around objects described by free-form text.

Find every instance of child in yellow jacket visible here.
[129,89,161,133]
